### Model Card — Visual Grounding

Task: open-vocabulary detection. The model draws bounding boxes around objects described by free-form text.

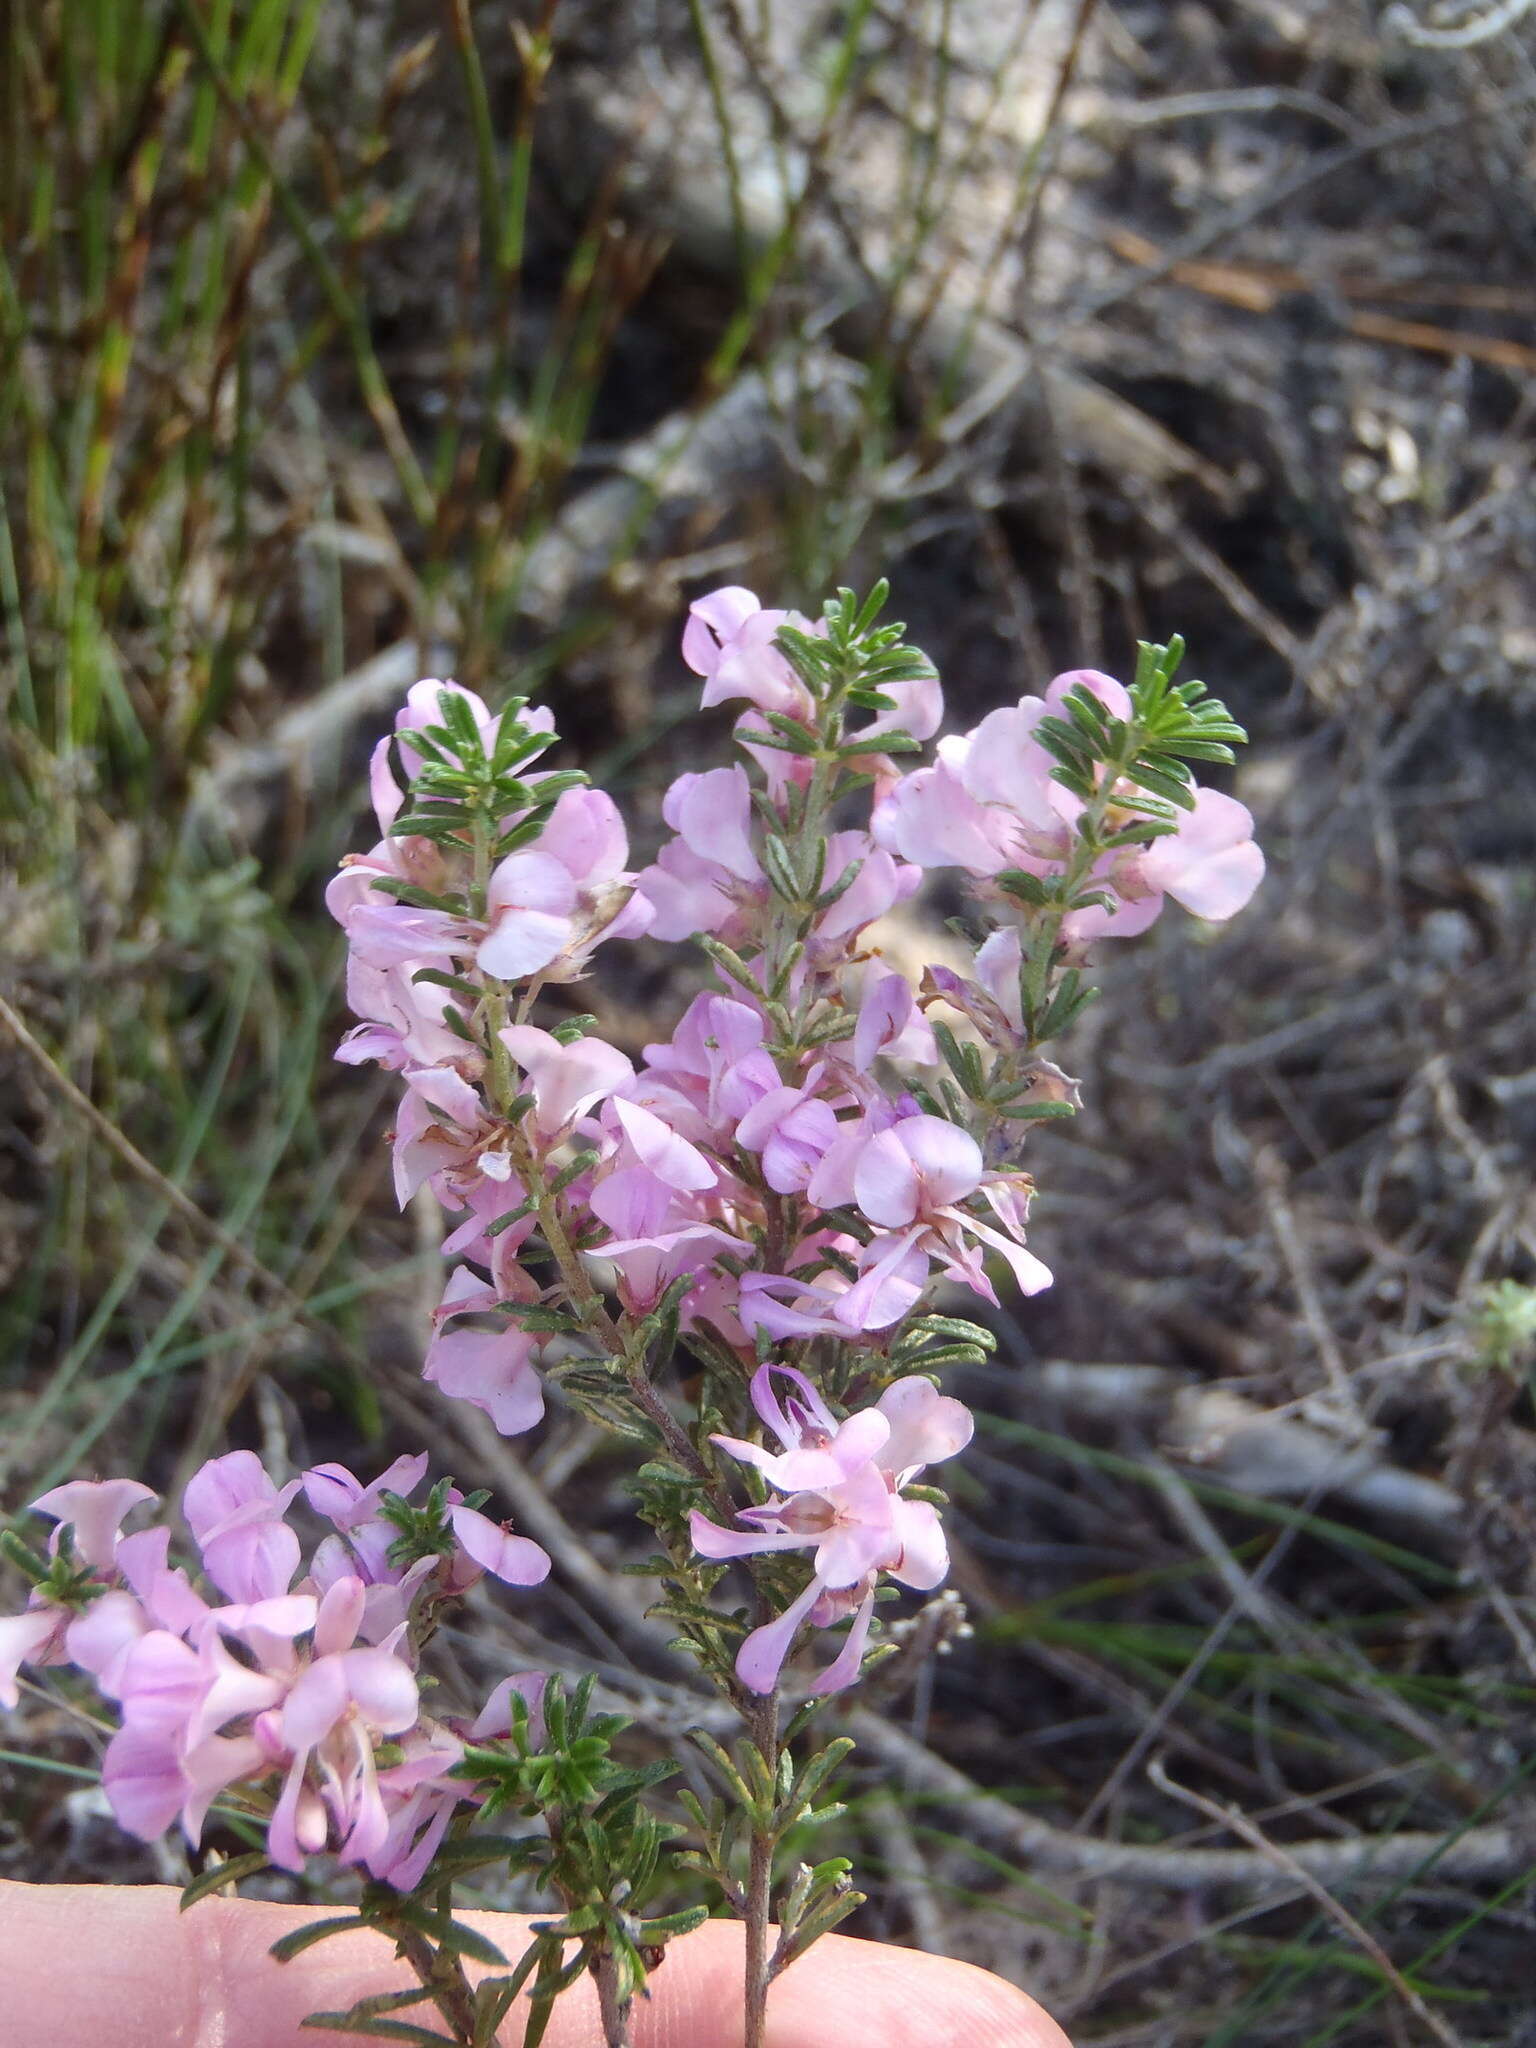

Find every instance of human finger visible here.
[0,1880,1071,2047]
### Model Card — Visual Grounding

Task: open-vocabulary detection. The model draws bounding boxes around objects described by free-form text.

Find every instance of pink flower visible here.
[336,957,473,1075]
[635,993,781,1145]
[681,587,814,721]
[447,1506,551,1587]
[635,766,764,943]
[30,1479,157,1572]
[423,1267,546,1436]
[808,1112,1052,1317]
[850,971,937,1074]
[734,1066,841,1195]
[807,834,920,954]
[478,788,652,982]
[391,1064,508,1209]
[1136,786,1264,922]
[850,666,944,746]
[0,1610,65,1711]
[302,1455,431,1538]
[267,1579,422,1873]
[588,1099,743,1313]
[183,1453,301,1606]
[498,1025,634,1142]
[690,1367,971,1694]
[740,1231,930,1339]
[874,668,1262,945]
[872,706,1062,879]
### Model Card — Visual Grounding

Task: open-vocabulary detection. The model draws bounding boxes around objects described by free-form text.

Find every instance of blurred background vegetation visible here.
[4,2,1536,2040]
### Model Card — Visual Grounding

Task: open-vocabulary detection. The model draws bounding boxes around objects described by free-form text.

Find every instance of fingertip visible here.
[632,1920,1071,2048]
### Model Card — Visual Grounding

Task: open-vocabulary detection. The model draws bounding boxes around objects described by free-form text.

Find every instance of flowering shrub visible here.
[2,583,1260,2047]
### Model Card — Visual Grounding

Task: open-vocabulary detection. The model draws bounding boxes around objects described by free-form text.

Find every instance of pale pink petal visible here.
[668,766,762,885]
[894,1115,985,1209]
[102,1723,186,1841]
[199,1516,301,1607]
[314,1575,368,1658]
[804,1123,871,1211]
[852,1127,922,1228]
[282,1660,348,1751]
[750,1362,838,1444]
[827,1408,894,1478]
[499,1025,634,1136]
[115,1630,204,1732]
[476,909,573,980]
[706,609,809,718]
[876,1378,974,1478]
[973,927,1025,1034]
[807,1584,878,1696]
[856,664,944,741]
[889,1499,950,1591]
[63,1591,148,1697]
[1142,787,1264,921]
[423,1324,545,1437]
[871,754,1016,876]
[449,1505,551,1587]
[188,1634,285,1747]
[712,1436,849,1494]
[612,1097,717,1191]
[735,1573,826,1694]
[29,1479,157,1571]
[536,787,630,887]
[0,1609,61,1709]
[267,1749,324,1873]
[682,587,761,675]
[338,1648,419,1733]
[956,700,1058,826]
[853,974,913,1073]
[470,1672,548,1742]
[1045,667,1133,723]
[634,839,740,942]
[813,845,904,944]
[180,1732,265,1845]
[831,1228,930,1333]
[945,1208,1053,1297]
[689,1511,805,1563]
[182,1450,283,1538]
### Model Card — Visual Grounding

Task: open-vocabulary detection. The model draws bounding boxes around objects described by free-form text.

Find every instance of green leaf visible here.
[1037,977,1098,1041]
[1161,737,1236,764]
[995,1098,1078,1122]
[997,868,1052,907]
[268,1916,369,1964]
[895,1313,997,1352]
[1121,757,1196,810]
[385,1910,507,1970]
[760,711,822,754]
[898,1343,993,1367]
[302,2015,454,2044]
[931,1019,982,1096]
[1033,717,1094,772]
[761,834,805,904]
[784,1737,856,1820]
[636,1904,711,1941]
[420,1833,528,1878]
[180,1851,271,1910]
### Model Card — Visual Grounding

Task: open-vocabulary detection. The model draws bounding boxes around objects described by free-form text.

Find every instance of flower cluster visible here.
[1,1456,548,1886]
[312,583,1259,1698]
